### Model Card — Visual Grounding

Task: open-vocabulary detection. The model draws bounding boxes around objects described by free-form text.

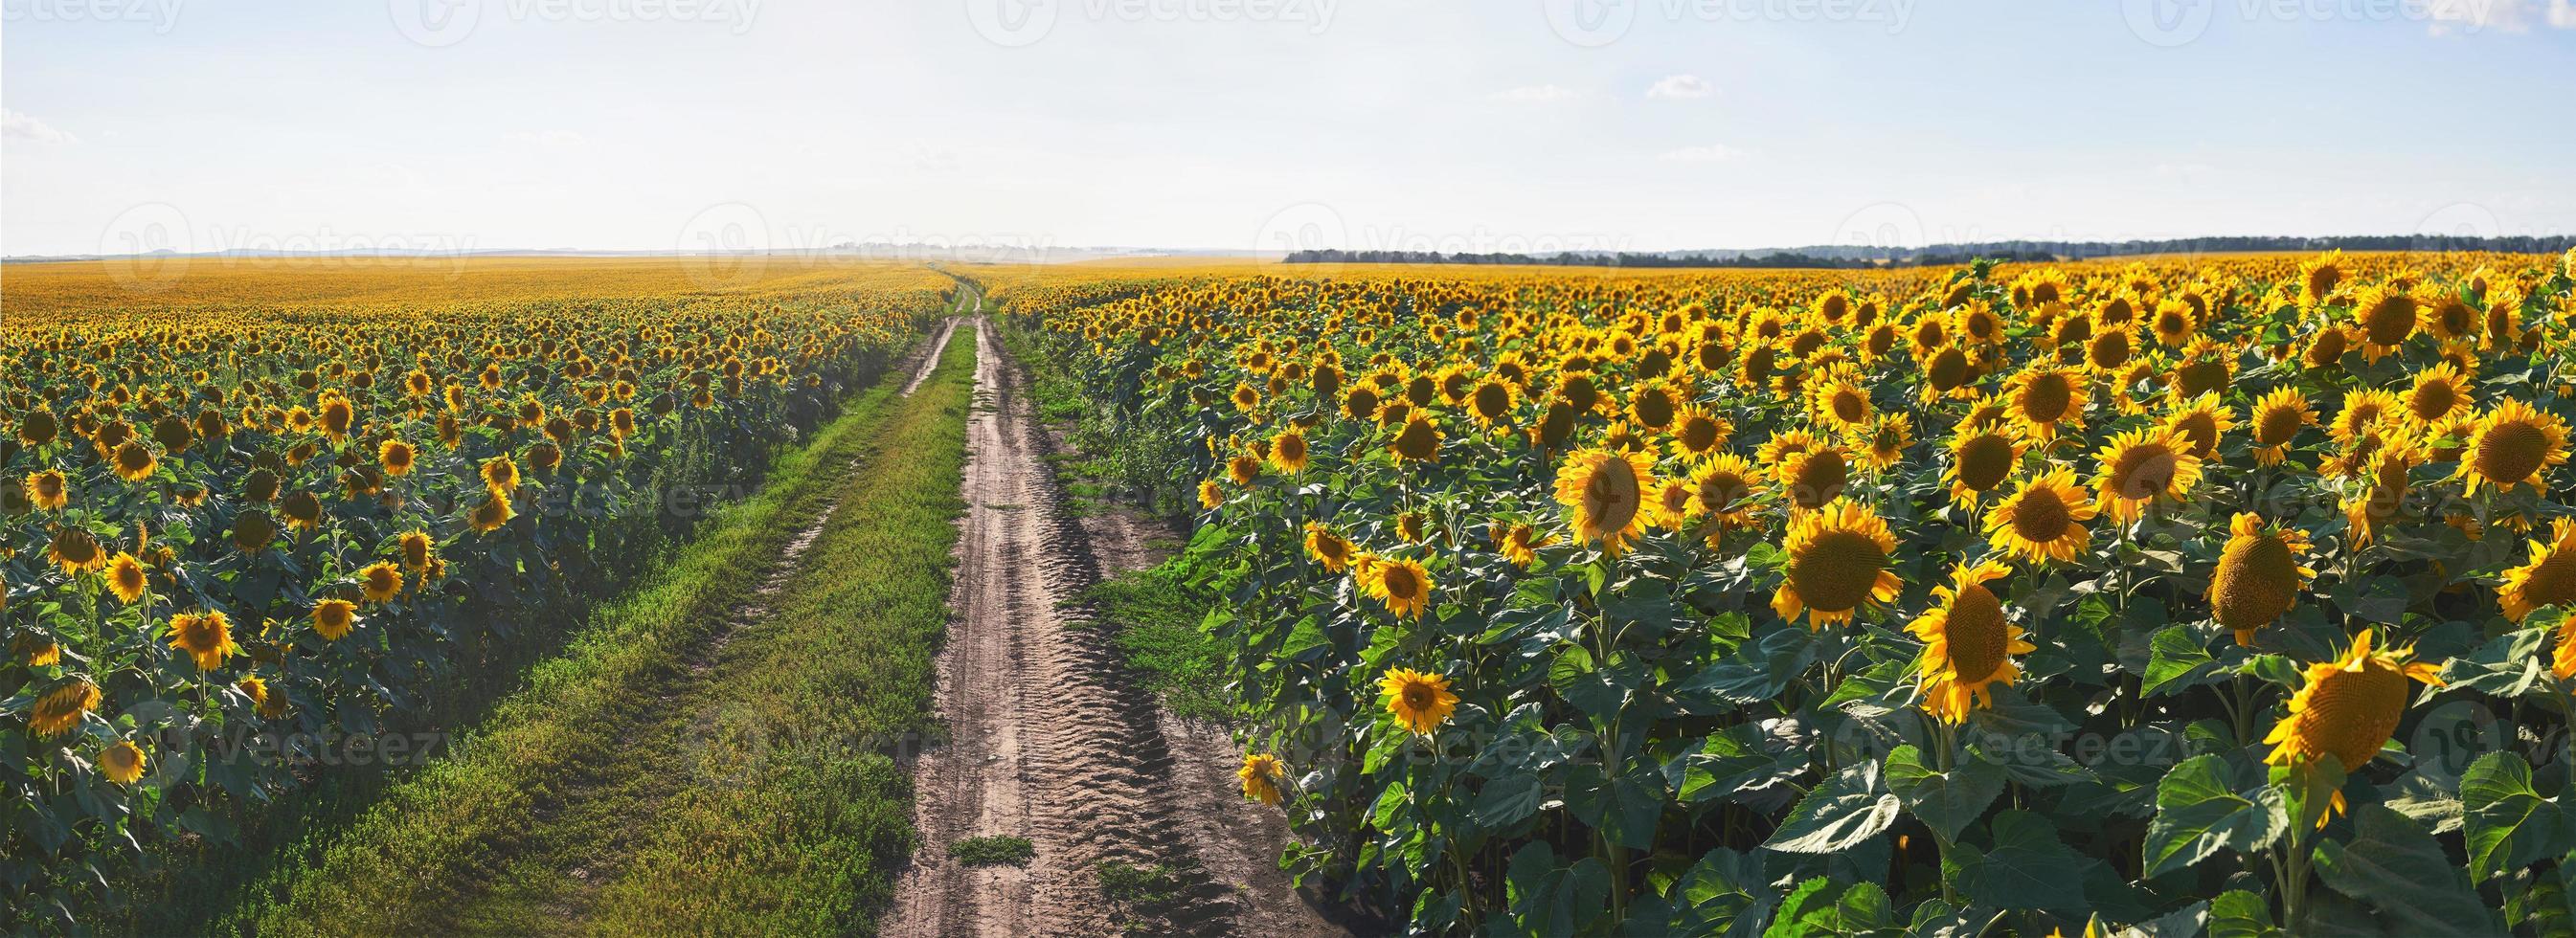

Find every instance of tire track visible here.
[888,315,1253,937]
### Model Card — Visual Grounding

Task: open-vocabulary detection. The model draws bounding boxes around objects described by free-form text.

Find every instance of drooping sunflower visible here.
[26,469,68,511]
[467,492,516,534]
[1909,561,2034,725]
[48,526,107,576]
[106,551,148,604]
[1984,469,2097,565]
[2499,519,2576,622]
[1944,428,2025,508]
[2003,366,2090,441]
[2458,398,2570,496]
[1685,455,1761,540]
[100,739,147,786]
[2342,443,2419,546]
[1554,448,1657,557]
[1238,752,1286,806]
[2301,324,2354,371]
[1378,666,1458,735]
[2263,629,2443,818]
[2211,513,2316,647]
[1772,498,1903,628]
[1197,480,1224,511]
[2249,387,2317,466]
[312,598,359,641]
[399,530,437,570]
[1226,454,1260,487]
[2091,429,2203,524]
[1366,556,1435,620]
[1389,413,1443,464]
[166,611,239,671]
[28,679,101,738]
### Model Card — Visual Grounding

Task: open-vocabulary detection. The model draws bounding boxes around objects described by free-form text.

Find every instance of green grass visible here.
[210,327,979,936]
[947,836,1035,867]
[1082,552,1232,721]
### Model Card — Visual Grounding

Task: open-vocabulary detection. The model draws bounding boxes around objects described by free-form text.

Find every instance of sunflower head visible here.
[2092,429,2203,524]
[1365,556,1435,620]
[2006,366,2089,440]
[2211,513,2316,646]
[1773,498,1903,628]
[2264,630,2443,802]
[99,739,147,786]
[106,552,148,604]
[1778,444,1850,512]
[28,679,101,738]
[1984,469,2098,566]
[2500,519,2576,622]
[1554,448,1658,556]
[166,611,240,671]
[48,526,107,576]
[1238,752,1286,806]
[1378,666,1459,735]
[2459,398,2570,496]
[1910,563,2032,725]
[1390,413,1443,464]
[1946,428,2025,507]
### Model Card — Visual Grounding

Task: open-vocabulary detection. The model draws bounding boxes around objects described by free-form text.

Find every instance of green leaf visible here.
[1885,744,2006,843]
[1761,878,1892,938]
[2312,804,2499,935]
[1678,627,1818,705]
[1565,763,1663,850]
[1763,763,1901,854]
[2141,754,2287,877]
[2142,625,2222,697]
[1957,810,2085,911]
[1668,724,1800,805]
[1667,848,1778,938]
[1277,616,1329,661]
[1473,772,1543,829]
[2206,889,2279,938]
[2462,750,2576,881]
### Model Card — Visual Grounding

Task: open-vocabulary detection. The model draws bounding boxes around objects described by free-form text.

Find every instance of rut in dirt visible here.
[887,312,1338,938]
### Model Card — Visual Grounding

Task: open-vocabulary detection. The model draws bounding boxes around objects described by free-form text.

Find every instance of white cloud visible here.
[506,129,589,150]
[1657,144,1740,163]
[2413,0,2571,34]
[1645,74,1715,100]
[3,110,76,145]
[1490,84,1577,103]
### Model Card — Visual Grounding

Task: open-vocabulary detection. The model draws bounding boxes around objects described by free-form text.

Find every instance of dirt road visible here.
[886,315,1341,937]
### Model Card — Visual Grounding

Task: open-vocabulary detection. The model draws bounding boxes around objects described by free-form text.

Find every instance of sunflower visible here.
[1772,498,1903,628]
[1493,520,1555,570]
[359,561,405,604]
[167,611,239,671]
[1909,561,2034,725]
[1197,480,1224,510]
[106,552,148,604]
[1628,378,1683,432]
[112,440,157,482]
[2003,366,2089,441]
[1238,752,1286,806]
[2498,518,2576,622]
[1378,667,1459,735]
[399,530,437,570]
[1267,429,1309,475]
[379,438,418,478]
[312,598,359,641]
[2458,398,2570,496]
[1465,376,1521,434]
[2158,392,2237,460]
[28,679,101,737]
[100,739,147,786]
[2298,251,2344,307]
[2301,324,2354,371]
[2249,387,2317,465]
[48,526,107,576]
[1554,448,1657,556]
[27,469,68,511]
[1945,428,2025,507]
[1366,556,1435,620]
[2211,513,2316,646]
[2149,298,2200,347]
[2263,630,2443,818]
[17,407,57,447]
[279,492,324,532]
[1811,374,1873,431]
[1389,413,1442,464]
[2351,284,2419,362]
[1668,406,1731,462]
[1984,469,2097,565]
[237,674,269,709]
[2091,429,2203,524]
[1754,429,1819,467]
[1920,346,1977,402]
[481,455,520,496]
[2342,443,2419,546]
[1303,523,1354,572]
[1226,454,1260,487]
[467,492,516,534]
[1683,455,1761,538]
[1777,444,1850,512]
[1855,414,1911,472]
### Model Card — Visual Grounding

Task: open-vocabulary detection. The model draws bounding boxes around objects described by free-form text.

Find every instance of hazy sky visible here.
[4,0,2571,257]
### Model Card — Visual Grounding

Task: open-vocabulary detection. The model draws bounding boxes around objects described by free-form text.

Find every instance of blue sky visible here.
[4,0,2570,257]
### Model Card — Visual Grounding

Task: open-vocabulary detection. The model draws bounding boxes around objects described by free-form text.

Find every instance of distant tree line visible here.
[1284,234,2576,269]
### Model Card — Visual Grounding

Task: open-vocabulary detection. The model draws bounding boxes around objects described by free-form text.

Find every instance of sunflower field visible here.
[1005,249,2576,934]
[0,258,947,928]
